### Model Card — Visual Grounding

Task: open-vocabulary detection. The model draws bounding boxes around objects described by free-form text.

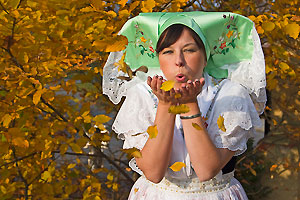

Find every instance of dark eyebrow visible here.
[183,43,198,48]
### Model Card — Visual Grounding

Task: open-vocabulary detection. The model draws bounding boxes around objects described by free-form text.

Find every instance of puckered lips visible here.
[175,73,186,82]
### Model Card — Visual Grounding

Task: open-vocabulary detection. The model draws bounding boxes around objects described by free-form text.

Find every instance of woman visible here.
[103,12,266,199]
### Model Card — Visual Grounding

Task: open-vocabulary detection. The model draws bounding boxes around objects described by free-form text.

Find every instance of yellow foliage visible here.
[262,22,275,32]
[12,137,29,148]
[41,171,52,182]
[141,0,156,12]
[169,162,186,172]
[93,114,111,124]
[284,23,300,39]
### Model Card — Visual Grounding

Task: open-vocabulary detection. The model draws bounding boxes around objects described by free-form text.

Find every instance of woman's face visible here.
[158,28,206,89]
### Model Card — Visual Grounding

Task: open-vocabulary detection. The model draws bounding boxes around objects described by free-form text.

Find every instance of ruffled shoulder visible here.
[112,82,157,150]
[207,80,263,156]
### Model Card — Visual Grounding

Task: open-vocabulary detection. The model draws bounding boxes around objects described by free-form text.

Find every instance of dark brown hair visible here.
[156,24,206,58]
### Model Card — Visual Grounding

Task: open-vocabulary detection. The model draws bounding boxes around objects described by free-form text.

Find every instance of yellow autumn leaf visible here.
[24,53,29,63]
[12,137,29,148]
[217,115,226,132]
[168,104,190,114]
[169,162,186,172]
[93,115,111,124]
[147,125,158,139]
[160,80,174,91]
[270,164,278,172]
[192,123,202,131]
[248,15,256,22]
[249,167,257,176]
[118,0,127,8]
[41,171,52,182]
[141,0,156,12]
[67,163,76,169]
[284,23,300,39]
[33,89,46,105]
[134,188,139,194]
[112,183,119,191]
[262,21,275,32]
[122,147,142,158]
[279,62,289,71]
[69,143,82,153]
[119,10,130,19]
[2,114,13,128]
[60,144,68,155]
[105,36,128,52]
[107,173,113,181]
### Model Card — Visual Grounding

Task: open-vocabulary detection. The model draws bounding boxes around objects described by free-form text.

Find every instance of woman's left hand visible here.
[175,78,205,104]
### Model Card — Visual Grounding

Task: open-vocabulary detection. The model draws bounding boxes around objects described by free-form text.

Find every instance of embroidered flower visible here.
[226,30,233,38]
[220,42,226,50]
[204,122,208,128]
[211,14,240,56]
[149,46,155,53]
[140,37,147,43]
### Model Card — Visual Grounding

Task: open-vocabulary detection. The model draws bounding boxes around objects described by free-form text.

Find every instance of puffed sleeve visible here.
[112,82,157,174]
[207,80,263,156]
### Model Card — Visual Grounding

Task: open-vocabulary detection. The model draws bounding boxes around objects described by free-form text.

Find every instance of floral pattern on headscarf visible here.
[211,14,241,56]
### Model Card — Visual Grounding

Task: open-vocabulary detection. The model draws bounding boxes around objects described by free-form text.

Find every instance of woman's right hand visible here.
[147,75,178,105]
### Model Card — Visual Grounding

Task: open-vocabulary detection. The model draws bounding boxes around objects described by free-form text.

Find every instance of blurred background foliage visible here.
[0,0,299,199]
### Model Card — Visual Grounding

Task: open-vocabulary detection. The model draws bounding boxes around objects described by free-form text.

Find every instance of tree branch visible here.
[0,152,39,168]
[0,2,9,15]
[12,147,29,200]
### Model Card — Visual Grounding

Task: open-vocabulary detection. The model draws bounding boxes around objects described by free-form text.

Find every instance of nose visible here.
[175,52,185,67]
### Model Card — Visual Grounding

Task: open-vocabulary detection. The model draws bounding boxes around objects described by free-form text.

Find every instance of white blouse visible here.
[112,73,263,179]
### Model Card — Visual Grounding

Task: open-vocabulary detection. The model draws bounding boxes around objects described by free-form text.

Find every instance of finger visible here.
[194,79,201,93]
[147,76,152,86]
[181,83,189,96]
[151,75,158,91]
[199,77,205,87]
[186,80,195,95]
[157,76,163,92]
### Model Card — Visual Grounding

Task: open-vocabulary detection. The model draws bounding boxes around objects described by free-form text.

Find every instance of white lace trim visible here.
[225,27,267,114]
[207,80,263,156]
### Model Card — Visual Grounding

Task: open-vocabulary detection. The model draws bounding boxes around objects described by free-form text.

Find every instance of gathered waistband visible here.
[145,172,234,194]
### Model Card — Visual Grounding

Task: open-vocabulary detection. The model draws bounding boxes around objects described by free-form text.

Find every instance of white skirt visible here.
[128,172,248,200]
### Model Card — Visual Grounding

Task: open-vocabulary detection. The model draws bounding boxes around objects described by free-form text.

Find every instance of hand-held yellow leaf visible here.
[217,115,226,132]
[147,125,158,139]
[160,80,174,91]
[169,162,186,172]
[192,123,202,131]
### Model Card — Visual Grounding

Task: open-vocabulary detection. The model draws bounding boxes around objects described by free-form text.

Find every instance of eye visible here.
[183,48,197,53]
[161,50,173,55]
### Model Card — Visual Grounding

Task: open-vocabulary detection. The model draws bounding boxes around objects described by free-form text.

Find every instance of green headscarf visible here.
[120,11,254,79]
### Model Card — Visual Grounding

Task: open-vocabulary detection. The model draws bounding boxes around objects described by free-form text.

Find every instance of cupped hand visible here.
[147,75,177,105]
[147,76,205,105]
[176,78,205,104]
